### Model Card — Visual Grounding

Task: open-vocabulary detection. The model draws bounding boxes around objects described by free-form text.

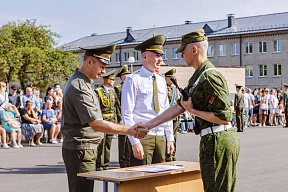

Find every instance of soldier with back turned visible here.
[235,84,244,132]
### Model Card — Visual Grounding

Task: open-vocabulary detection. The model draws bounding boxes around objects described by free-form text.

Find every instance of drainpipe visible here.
[119,45,122,66]
[239,34,242,67]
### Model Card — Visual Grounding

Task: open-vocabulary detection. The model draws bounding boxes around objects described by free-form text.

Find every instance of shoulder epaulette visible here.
[116,84,122,88]
[78,79,87,91]
[129,70,140,78]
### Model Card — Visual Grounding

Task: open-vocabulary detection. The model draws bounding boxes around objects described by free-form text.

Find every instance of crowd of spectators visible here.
[0,82,63,149]
[231,87,284,129]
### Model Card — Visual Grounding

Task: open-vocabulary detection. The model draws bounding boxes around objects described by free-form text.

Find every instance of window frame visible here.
[207,45,214,57]
[245,42,253,54]
[258,41,267,54]
[245,65,253,78]
[124,52,129,63]
[273,40,281,53]
[172,48,179,59]
[231,43,239,56]
[115,53,120,63]
[218,44,226,56]
[133,52,139,62]
[162,49,168,60]
[273,64,282,77]
[259,64,267,77]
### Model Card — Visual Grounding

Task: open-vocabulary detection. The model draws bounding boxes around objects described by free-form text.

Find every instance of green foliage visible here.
[0,19,80,94]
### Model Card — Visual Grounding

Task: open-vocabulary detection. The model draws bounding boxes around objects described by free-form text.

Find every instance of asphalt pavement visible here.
[0,126,287,192]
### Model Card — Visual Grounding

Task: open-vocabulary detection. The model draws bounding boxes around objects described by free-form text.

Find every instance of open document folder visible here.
[126,164,185,173]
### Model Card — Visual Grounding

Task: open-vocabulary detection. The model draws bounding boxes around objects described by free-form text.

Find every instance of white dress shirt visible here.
[103,85,110,94]
[121,66,174,146]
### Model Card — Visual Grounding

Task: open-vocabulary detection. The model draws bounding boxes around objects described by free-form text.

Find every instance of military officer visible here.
[121,35,175,166]
[235,84,244,132]
[95,70,119,171]
[61,44,147,192]
[163,68,179,161]
[283,83,288,127]
[144,29,240,192]
[115,65,131,168]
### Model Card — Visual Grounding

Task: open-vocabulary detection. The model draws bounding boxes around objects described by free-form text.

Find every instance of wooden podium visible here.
[78,161,204,192]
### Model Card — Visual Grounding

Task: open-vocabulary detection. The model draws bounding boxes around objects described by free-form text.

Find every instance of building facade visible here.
[63,12,288,90]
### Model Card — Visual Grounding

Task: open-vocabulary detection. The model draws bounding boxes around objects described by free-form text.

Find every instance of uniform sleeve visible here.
[203,73,232,121]
[163,83,174,142]
[73,89,101,126]
[121,77,139,145]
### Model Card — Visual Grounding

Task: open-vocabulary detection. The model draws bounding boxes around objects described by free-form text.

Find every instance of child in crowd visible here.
[275,104,285,125]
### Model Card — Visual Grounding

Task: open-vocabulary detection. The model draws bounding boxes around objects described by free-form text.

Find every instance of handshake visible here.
[129,123,149,139]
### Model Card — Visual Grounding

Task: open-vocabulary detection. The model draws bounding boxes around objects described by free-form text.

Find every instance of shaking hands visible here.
[130,122,149,139]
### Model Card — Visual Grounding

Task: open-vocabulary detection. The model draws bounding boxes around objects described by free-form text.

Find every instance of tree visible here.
[0,19,80,94]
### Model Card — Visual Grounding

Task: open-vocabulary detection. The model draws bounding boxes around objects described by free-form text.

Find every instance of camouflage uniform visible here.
[179,60,240,192]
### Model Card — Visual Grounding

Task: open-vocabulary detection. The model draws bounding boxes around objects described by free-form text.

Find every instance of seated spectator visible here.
[17,88,24,109]
[0,82,9,125]
[0,126,9,149]
[42,100,60,144]
[54,100,62,143]
[8,85,21,109]
[44,87,54,104]
[53,88,62,106]
[275,104,285,125]
[20,101,44,146]
[22,87,41,115]
[1,104,22,148]
[32,87,42,117]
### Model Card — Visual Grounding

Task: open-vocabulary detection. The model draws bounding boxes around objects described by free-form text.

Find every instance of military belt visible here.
[102,113,114,117]
[201,123,232,137]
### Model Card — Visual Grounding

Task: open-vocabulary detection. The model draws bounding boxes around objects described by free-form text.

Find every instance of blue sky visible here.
[1,0,287,46]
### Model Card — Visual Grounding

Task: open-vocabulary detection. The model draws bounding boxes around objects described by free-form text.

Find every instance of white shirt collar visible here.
[141,66,155,78]
[103,85,110,94]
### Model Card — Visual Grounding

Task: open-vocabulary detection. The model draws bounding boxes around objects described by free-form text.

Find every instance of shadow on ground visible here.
[0,162,66,174]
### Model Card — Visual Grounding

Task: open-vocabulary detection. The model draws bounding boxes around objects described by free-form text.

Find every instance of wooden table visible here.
[78,161,204,192]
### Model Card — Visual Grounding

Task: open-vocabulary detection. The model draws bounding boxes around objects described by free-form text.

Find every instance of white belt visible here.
[201,123,232,137]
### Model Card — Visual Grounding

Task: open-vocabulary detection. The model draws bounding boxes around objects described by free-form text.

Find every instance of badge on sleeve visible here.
[209,96,215,104]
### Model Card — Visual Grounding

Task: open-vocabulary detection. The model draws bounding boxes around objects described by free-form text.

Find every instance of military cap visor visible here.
[175,29,208,53]
[101,69,116,79]
[284,83,288,87]
[116,65,131,77]
[235,84,242,88]
[164,68,176,77]
[80,44,116,65]
[134,35,166,55]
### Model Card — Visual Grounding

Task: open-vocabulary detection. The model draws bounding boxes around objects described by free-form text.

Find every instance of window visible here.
[219,45,226,56]
[173,48,179,59]
[245,65,253,77]
[259,65,267,77]
[273,40,281,53]
[259,41,267,53]
[162,49,168,60]
[245,42,253,54]
[109,56,112,63]
[115,53,120,63]
[124,52,129,62]
[273,64,281,76]
[133,52,139,62]
[231,43,239,55]
[207,45,214,57]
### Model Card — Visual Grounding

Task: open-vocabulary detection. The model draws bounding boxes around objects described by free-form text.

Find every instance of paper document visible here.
[127,164,184,173]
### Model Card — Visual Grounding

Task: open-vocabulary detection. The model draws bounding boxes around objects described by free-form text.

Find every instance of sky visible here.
[1,0,288,46]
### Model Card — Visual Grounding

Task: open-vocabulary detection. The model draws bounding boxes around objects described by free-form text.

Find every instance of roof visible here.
[61,12,288,51]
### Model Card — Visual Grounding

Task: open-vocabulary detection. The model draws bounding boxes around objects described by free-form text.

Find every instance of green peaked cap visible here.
[101,69,116,79]
[116,65,131,77]
[134,35,166,54]
[163,68,176,77]
[175,29,208,53]
[80,44,116,65]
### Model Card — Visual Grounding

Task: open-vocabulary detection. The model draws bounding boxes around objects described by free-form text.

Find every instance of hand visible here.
[166,141,174,155]
[180,96,193,112]
[132,143,144,160]
[130,123,149,139]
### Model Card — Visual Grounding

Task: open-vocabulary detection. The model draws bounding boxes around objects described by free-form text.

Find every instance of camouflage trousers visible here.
[200,128,240,192]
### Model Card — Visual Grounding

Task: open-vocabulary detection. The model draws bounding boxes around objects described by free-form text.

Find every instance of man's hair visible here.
[187,40,208,55]
[26,87,32,92]
[54,84,60,88]
[32,87,39,91]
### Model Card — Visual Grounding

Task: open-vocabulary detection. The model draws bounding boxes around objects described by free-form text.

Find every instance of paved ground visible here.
[0,126,287,192]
